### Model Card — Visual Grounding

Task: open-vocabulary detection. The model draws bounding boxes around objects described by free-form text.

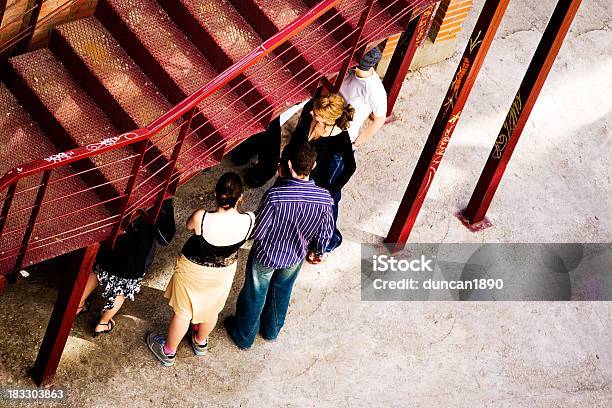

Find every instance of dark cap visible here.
[358,46,382,70]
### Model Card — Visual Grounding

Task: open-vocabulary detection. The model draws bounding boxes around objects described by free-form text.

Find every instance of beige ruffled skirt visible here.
[164,254,237,324]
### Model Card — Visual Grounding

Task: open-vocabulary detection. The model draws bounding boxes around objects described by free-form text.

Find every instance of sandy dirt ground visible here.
[1,0,611,406]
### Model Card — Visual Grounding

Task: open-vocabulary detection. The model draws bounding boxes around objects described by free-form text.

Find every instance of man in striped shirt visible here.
[225,142,334,349]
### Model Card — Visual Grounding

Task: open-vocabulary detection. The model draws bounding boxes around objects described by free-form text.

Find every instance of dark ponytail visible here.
[215,172,243,209]
[336,103,355,131]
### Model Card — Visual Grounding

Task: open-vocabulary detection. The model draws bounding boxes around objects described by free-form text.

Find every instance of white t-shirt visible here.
[339,69,387,142]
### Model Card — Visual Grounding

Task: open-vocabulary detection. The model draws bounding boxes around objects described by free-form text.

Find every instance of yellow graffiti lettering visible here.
[469,30,483,53]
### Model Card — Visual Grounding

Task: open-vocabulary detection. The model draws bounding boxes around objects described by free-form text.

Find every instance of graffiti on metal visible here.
[420,111,462,197]
[44,151,75,164]
[492,94,523,159]
[415,5,435,44]
[469,30,483,53]
[86,132,139,152]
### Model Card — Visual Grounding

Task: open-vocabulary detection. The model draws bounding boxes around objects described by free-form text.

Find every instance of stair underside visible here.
[158,0,312,110]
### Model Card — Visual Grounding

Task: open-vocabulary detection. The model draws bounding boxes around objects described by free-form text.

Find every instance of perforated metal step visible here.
[50,16,218,176]
[157,0,312,110]
[302,0,414,48]
[234,0,356,75]
[0,83,112,271]
[96,0,266,153]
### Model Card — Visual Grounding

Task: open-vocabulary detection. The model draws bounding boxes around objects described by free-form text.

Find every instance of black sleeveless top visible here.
[181,211,254,267]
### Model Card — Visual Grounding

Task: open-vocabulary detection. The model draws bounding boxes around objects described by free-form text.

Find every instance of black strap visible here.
[244,213,254,240]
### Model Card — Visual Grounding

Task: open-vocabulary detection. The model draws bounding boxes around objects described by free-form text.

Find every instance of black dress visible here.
[94,200,176,309]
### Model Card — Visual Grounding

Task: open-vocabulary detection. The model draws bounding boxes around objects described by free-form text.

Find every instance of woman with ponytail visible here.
[147,172,254,366]
[285,93,357,263]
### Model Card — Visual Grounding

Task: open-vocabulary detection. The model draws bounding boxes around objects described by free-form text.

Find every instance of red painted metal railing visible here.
[0,0,434,274]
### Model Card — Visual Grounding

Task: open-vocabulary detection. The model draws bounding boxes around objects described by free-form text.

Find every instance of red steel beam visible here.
[385,0,510,249]
[383,3,436,117]
[332,0,375,93]
[0,0,7,28]
[13,169,51,272]
[14,0,42,54]
[31,243,99,386]
[461,0,583,227]
[149,108,196,223]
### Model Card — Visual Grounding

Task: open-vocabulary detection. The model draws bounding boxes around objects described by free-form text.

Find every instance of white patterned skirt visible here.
[94,264,143,310]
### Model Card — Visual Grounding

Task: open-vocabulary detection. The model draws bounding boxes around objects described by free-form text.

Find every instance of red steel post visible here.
[31,243,99,386]
[332,0,375,93]
[109,140,149,247]
[15,0,43,54]
[150,108,196,223]
[383,3,436,117]
[14,169,51,272]
[385,0,510,249]
[0,181,17,238]
[461,0,583,226]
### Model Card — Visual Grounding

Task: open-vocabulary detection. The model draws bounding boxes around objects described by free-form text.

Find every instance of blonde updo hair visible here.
[312,94,355,131]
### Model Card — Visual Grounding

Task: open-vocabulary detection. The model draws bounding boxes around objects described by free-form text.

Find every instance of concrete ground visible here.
[1,0,611,406]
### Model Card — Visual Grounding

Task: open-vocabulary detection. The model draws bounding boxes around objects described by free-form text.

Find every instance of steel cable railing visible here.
[0,0,435,273]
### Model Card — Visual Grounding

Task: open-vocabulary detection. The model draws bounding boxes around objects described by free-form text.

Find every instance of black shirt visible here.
[287,100,357,193]
[96,200,176,279]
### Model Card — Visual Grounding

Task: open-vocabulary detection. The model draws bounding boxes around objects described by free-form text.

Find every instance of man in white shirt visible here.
[339,46,387,148]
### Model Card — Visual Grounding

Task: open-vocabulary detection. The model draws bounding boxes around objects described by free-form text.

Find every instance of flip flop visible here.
[93,319,115,338]
[76,301,90,315]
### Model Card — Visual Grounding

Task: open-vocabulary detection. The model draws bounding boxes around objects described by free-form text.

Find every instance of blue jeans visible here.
[324,153,344,253]
[229,250,304,349]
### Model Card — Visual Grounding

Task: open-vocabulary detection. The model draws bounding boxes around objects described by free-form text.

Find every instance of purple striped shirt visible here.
[251,177,334,269]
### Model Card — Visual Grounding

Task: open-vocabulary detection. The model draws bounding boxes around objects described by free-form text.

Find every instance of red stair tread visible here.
[0,84,113,272]
[362,1,414,42]
[55,17,173,132]
[168,0,311,107]
[246,0,355,74]
[53,17,215,175]
[0,85,59,174]
[305,0,412,47]
[100,0,265,143]
[8,49,162,203]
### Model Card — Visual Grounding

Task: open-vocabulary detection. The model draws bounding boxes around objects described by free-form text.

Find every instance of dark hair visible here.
[215,172,243,208]
[287,142,317,177]
[336,103,355,131]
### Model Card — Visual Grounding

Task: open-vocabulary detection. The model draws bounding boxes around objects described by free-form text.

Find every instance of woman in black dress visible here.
[285,93,356,263]
[76,200,176,336]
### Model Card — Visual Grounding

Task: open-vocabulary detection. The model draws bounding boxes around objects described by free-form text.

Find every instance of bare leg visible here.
[77,272,99,313]
[195,314,218,344]
[95,295,125,332]
[166,314,190,351]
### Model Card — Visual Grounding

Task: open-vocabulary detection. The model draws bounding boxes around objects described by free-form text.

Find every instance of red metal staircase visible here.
[0,0,435,276]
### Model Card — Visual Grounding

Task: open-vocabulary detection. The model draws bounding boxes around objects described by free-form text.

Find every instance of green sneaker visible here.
[146,332,176,367]
[190,331,208,356]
